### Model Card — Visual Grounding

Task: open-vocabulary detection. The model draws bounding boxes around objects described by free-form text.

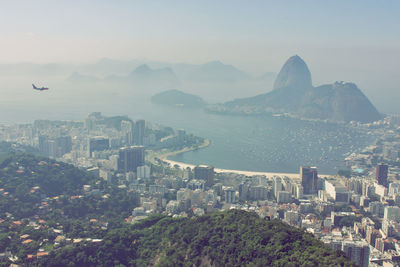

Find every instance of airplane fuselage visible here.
[32,84,49,91]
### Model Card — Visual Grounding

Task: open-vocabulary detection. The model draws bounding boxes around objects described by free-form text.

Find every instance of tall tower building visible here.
[118,146,145,173]
[55,136,72,156]
[300,166,318,195]
[194,165,214,187]
[238,182,250,201]
[121,120,134,145]
[134,120,145,146]
[47,140,57,158]
[376,164,388,186]
[84,118,94,131]
[273,177,283,198]
[224,188,236,203]
[88,136,109,157]
[38,135,49,155]
[341,240,369,267]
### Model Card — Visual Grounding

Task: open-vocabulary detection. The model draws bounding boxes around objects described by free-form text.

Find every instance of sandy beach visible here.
[163,158,334,179]
[155,138,333,179]
[163,158,302,178]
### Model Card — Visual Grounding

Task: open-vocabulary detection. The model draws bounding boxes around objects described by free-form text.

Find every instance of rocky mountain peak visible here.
[273,55,312,90]
[133,64,151,73]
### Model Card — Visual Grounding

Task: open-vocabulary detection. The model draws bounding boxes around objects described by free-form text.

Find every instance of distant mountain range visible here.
[172,60,251,83]
[0,58,276,103]
[208,55,383,123]
[66,64,180,88]
[104,64,181,88]
[61,59,276,101]
[65,59,268,85]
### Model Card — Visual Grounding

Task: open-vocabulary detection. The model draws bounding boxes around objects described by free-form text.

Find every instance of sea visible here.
[142,105,376,175]
[0,92,377,175]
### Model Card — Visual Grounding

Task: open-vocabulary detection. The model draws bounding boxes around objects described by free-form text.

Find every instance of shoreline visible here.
[147,138,210,165]
[163,158,333,179]
[163,158,301,178]
[158,138,211,159]
[152,138,333,179]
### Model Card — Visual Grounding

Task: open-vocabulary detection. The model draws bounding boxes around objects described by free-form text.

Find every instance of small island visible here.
[151,89,207,108]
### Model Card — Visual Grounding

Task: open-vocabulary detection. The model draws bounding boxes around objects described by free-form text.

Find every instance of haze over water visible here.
[0,1,397,174]
[0,95,376,175]
[143,105,376,175]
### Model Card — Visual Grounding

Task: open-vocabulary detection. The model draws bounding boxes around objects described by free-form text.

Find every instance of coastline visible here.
[157,138,211,160]
[154,138,333,179]
[163,158,334,179]
[163,157,302,179]
[147,138,210,166]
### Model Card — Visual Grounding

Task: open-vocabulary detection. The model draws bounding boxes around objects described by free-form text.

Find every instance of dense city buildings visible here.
[2,113,400,266]
[39,135,72,158]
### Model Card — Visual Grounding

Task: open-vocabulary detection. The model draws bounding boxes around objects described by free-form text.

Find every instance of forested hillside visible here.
[38,210,356,267]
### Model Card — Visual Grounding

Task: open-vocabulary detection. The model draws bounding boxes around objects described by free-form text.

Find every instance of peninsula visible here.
[207,55,383,123]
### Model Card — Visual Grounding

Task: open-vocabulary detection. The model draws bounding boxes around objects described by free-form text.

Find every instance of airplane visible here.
[32,84,49,91]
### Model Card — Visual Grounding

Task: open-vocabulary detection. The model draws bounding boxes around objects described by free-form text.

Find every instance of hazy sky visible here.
[1,0,400,110]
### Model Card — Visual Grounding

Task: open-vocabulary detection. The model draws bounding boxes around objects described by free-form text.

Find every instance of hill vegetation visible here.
[0,141,40,158]
[0,153,98,219]
[38,210,356,267]
[0,152,139,264]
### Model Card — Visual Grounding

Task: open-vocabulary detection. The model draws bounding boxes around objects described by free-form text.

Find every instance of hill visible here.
[273,55,312,90]
[0,141,40,158]
[210,55,382,123]
[0,151,140,263]
[39,210,356,267]
[129,64,179,84]
[299,82,382,122]
[0,153,98,219]
[103,64,180,88]
[151,90,207,108]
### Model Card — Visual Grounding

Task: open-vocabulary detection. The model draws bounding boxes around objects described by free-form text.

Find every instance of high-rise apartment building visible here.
[88,136,109,157]
[300,166,318,194]
[341,240,369,267]
[118,146,145,173]
[121,120,134,145]
[134,120,145,146]
[194,165,214,187]
[224,188,236,203]
[376,164,388,186]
